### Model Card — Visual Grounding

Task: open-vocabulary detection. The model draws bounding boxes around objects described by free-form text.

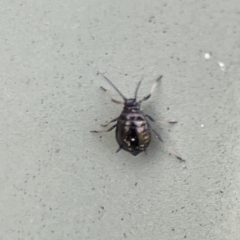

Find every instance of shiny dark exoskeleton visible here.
[91,72,185,161]
[116,99,151,156]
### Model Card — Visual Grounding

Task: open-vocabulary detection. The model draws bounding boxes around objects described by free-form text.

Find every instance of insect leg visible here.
[100,86,124,104]
[91,124,117,133]
[101,117,119,127]
[116,146,122,153]
[152,129,185,162]
[145,114,177,125]
[139,75,162,102]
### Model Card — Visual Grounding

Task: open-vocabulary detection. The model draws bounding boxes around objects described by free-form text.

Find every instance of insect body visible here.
[91,72,184,161]
[116,102,151,156]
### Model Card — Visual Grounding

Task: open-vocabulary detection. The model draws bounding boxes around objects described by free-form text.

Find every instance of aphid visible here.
[91,72,185,161]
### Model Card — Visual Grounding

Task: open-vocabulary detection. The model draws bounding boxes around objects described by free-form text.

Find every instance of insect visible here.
[91,72,185,161]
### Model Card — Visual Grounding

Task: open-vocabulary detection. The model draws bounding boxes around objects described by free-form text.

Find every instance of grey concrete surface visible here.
[1,0,240,239]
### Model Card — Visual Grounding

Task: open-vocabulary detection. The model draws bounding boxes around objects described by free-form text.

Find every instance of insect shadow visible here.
[91,72,185,162]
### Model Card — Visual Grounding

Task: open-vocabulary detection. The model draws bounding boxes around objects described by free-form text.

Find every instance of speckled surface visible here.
[1,0,240,239]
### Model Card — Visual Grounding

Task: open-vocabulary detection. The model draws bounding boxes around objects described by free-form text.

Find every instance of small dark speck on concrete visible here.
[124,73,128,76]
[121,218,124,221]
[100,206,104,210]
[167,107,170,110]
[184,236,187,238]
[124,233,127,238]
[148,16,155,23]
[135,182,137,186]
[55,149,60,153]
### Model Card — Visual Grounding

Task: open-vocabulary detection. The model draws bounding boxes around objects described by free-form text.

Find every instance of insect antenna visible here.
[97,72,127,100]
[134,79,143,100]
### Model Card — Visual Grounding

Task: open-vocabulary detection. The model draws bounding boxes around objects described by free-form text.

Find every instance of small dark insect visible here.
[91,72,185,161]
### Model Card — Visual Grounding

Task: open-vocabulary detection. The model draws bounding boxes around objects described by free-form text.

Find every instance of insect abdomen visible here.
[116,112,151,156]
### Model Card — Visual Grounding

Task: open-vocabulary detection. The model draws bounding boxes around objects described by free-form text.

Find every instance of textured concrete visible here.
[1,0,240,239]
